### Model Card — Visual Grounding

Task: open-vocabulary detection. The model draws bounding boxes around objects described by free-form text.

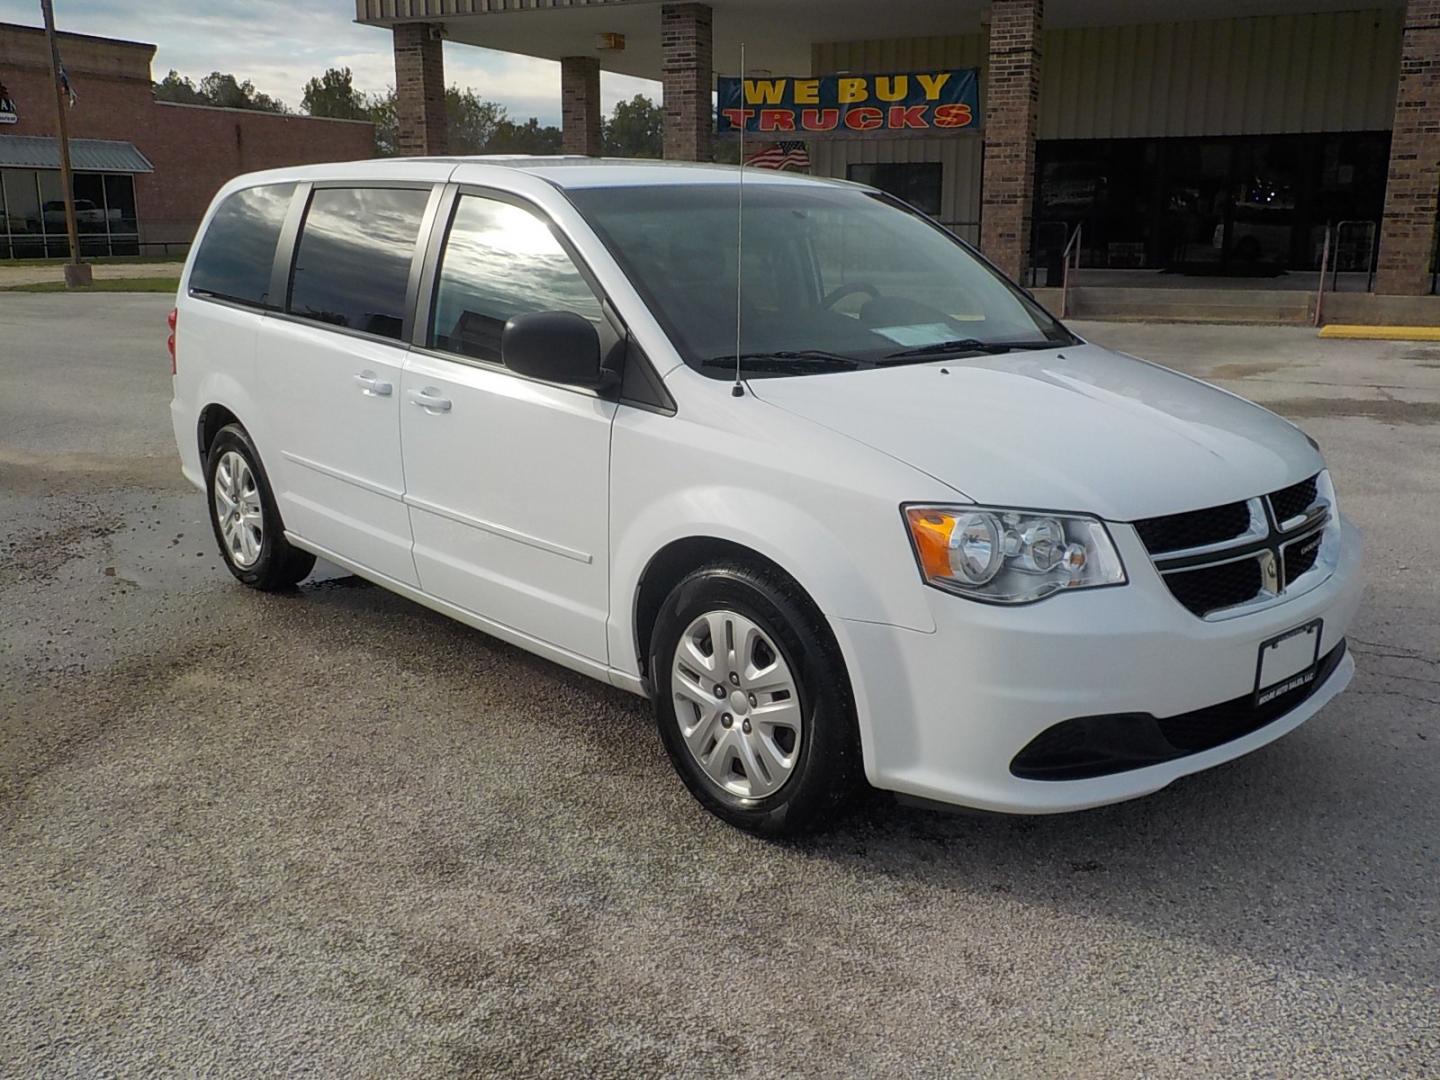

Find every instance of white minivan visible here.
[170,157,1363,834]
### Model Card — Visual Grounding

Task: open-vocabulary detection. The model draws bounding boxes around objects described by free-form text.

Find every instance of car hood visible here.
[746,343,1321,521]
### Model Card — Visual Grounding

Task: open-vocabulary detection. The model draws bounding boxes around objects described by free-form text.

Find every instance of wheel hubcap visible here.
[671,609,802,800]
[213,451,263,569]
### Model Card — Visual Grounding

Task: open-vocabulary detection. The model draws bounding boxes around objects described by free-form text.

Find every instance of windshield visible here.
[566,182,1073,378]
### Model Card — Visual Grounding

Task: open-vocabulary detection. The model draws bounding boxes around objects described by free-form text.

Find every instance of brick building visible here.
[360,0,1439,298]
[0,21,374,258]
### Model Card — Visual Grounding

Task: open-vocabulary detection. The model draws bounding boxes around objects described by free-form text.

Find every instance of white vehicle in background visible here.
[169,158,1363,834]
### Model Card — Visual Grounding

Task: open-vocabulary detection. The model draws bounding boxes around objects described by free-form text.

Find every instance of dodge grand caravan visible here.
[170,157,1363,834]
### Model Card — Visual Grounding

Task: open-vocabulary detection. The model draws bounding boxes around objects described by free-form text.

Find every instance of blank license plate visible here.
[1254,619,1323,708]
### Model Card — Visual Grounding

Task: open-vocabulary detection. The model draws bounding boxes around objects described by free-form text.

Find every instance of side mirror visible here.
[501,311,615,392]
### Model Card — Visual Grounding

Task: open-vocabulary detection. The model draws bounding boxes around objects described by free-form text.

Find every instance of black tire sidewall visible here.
[649,564,859,834]
[205,425,288,588]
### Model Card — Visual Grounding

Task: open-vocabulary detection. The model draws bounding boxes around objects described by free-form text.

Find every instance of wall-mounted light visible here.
[596,32,626,51]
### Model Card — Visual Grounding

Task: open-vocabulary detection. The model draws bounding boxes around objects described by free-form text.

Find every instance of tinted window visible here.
[431,195,604,363]
[569,184,1069,378]
[288,187,431,340]
[190,183,295,306]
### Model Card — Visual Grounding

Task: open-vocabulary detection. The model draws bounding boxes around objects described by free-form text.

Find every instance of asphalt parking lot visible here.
[2,293,1438,1078]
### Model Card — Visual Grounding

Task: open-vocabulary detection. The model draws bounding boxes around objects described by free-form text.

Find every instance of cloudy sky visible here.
[0,0,659,123]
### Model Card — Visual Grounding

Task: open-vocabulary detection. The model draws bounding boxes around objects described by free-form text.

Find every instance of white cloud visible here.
[0,0,660,124]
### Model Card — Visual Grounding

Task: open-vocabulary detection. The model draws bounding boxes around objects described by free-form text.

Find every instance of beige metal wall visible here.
[810,10,1403,238]
[1040,8,1403,140]
[810,35,986,242]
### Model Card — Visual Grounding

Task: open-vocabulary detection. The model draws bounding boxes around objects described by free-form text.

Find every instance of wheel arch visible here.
[632,536,814,684]
[197,402,242,464]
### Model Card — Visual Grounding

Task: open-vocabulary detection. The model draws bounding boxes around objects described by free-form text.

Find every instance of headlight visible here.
[904,504,1126,604]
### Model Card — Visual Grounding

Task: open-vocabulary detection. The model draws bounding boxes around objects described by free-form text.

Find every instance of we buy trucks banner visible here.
[716,69,980,138]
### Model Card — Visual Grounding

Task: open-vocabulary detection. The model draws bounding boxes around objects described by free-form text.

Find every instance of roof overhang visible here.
[355,0,1405,82]
[0,135,154,173]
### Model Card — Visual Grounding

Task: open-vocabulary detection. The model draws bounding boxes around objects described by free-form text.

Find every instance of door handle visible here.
[353,371,393,397]
[407,387,452,413]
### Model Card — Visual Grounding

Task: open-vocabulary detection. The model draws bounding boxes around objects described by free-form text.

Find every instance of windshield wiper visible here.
[878,339,1052,363]
[700,350,862,373]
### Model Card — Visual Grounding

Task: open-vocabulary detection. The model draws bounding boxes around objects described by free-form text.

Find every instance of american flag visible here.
[744,141,810,171]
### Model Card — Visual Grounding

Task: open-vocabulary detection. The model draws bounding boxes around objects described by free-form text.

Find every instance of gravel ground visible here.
[2,295,1437,1079]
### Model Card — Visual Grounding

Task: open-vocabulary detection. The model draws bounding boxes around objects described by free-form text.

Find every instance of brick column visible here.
[561,56,603,156]
[394,23,448,156]
[1375,0,1440,296]
[980,0,1043,282]
[661,3,712,162]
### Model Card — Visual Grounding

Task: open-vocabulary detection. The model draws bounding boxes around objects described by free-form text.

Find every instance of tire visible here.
[649,560,864,835]
[205,423,315,591]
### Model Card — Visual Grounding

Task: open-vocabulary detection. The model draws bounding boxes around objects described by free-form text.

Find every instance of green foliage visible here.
[152,70,205,106]
[602,95,663,159]
[302,67,368,121]
[487,117,563,155]
[153,69,287,113]
[364,85,560,157]
[4,276,180,293]
[445,86,510,154]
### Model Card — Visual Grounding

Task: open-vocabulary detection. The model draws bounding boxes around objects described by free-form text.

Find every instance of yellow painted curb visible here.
[1318,324,1440,341]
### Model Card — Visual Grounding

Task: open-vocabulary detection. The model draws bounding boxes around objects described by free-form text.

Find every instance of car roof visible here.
[219,155,858,193]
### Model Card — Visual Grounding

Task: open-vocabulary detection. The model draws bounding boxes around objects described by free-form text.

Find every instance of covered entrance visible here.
[357,0,1440,300]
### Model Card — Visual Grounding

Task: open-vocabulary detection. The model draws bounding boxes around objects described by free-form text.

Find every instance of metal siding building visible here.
[356,0,1440,296]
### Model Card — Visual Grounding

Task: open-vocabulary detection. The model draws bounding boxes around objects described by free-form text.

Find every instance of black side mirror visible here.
[501,311,616,392]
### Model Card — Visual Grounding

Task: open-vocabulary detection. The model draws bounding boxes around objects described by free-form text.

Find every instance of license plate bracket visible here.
[1254,618,1323,709]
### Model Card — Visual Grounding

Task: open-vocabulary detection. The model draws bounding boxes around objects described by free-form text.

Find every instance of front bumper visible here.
[830,516,1364,813]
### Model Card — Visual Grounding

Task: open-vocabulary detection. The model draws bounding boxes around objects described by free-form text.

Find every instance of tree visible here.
[303,67,367,120]
[198,72,287,113]
[366,91,400,157]
[153,69,286,112]
[487,117,563,155]
[446,86,509,154]
[362,85,546,157]
[602,94,663,159]
[153,70,205,105]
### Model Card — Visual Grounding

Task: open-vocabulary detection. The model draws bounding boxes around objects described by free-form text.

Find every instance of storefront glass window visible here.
[847,163,943,217]
[1035,133,1392,277]
[0,168,140,258]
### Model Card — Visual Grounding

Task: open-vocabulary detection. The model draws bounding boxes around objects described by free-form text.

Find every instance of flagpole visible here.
[41,0,90,287]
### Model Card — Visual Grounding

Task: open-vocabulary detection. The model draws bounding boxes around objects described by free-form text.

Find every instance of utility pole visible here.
[41,0,91,287]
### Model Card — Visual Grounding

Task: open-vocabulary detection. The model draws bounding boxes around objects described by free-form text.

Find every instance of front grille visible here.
[1270,475,1319,527]
[1011,640,1347,780]
[1134,500,1251,555]
[1134,472,1329,619]
[1164,556,1264,617]
[1283,532,1323,586]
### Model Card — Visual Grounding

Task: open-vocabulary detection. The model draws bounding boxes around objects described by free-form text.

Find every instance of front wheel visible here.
[649,561,863,835]
[205,424,314,591]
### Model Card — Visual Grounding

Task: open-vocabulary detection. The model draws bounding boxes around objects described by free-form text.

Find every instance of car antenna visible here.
[731,42,747,398]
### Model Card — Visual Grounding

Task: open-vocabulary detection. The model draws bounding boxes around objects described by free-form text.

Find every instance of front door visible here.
[256,184,435,586]
[399,191,617,662]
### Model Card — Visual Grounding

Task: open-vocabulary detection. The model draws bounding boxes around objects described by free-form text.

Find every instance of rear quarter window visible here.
[287,186,432,341]
[189,183,295,307]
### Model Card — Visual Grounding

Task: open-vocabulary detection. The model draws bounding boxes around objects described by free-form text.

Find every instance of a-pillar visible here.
[980,0,1044,282]
[1375,0,1440,295]
[561,56,603,156]
[661,3,713,162]
[393,23,448,155]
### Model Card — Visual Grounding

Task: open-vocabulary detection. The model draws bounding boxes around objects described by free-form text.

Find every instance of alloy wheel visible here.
[670,609,803,799]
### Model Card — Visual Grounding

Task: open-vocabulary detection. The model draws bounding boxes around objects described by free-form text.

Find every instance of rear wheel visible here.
[205,424,314,590]
[649,561,863,835]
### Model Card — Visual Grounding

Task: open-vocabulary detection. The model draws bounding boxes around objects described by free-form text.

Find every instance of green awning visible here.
[0,135,153,173]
